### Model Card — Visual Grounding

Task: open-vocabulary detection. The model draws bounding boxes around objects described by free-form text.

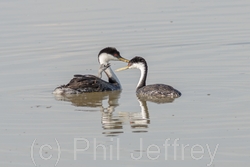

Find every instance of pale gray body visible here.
[136,84,181,98]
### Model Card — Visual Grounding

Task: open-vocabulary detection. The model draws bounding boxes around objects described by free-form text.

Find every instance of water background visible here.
[1,0,250,166]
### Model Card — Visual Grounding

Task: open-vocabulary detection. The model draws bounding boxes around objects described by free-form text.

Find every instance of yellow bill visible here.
[118,57,129,63]
[116,66,129,72]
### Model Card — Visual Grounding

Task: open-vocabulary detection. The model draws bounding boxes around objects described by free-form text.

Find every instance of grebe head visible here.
[98,47,129,65]
[116,56,148,89]
[116,56,147,71]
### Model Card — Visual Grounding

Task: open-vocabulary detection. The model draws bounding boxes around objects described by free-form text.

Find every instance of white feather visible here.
[130,62,146,89]
[98,53,118,65]
[98,53,121,87]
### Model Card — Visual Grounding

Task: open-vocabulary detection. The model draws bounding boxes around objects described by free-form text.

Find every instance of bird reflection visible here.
[102,98,151,136]
[54,91,121,108]
[54,91,176,136]
[129,99,150,133]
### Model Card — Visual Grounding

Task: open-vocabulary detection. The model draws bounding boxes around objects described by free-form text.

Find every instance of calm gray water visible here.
[1,0,250,166]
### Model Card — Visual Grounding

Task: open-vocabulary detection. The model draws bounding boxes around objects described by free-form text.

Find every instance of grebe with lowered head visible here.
[116,56,181,98]
[53,47,129,94]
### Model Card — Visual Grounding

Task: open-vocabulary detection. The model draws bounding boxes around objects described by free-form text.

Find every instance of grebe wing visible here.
[65,75,119,92]
[139,84,180,97]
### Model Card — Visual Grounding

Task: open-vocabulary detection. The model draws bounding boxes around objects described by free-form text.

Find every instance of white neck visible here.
[105,68,121,86]
[130,63,146,89]
[98,53,121,86]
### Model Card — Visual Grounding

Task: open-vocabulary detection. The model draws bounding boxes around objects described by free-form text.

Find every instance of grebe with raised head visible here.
[116,56,181,98]
[53,47,129,94]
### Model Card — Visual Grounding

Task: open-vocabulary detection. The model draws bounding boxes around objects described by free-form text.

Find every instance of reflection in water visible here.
[54,91,176,136]
[54,91,121,108]
[102,98,151,136]
[130,99,150,133]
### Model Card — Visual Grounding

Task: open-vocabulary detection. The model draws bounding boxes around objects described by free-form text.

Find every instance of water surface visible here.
[1,0,250,166]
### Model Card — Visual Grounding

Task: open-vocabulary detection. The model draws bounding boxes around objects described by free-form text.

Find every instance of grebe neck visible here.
[98,53,121,86]
[135,62,148,90]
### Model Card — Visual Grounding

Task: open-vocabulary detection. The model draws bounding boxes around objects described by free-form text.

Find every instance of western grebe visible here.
[116,56,181,98]
[53,47,129,94]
